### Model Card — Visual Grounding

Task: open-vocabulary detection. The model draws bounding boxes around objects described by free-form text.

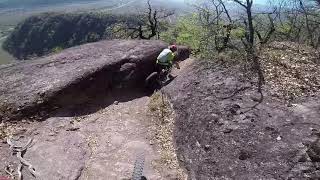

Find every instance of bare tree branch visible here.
[218,0,232,22]
[233,0,248,8]
[128,0,174,40]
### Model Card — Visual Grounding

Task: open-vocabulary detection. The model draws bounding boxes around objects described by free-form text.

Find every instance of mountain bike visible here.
[132,152,147,180]
[145,66,175,91]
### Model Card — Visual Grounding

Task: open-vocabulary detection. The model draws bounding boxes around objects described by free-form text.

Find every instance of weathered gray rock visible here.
[0,40,189,121]
[164,61,320,179]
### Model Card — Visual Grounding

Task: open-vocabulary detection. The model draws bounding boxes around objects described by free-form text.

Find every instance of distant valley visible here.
[0,0,190,64]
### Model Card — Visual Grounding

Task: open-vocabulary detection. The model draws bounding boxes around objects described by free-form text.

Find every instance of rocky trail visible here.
[1,89,159,180]
[0,59,193,180]
[2,39,319,180]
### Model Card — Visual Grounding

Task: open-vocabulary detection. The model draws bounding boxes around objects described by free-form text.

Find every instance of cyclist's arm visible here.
[168,52,174,65]
[175,61,180,69]
[171,52,180,69]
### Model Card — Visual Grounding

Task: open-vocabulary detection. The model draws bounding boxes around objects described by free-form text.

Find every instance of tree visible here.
[127,0,174,39]
[298,0,320,47]
[233,0,265,94]
[195,0,234,53]
[276,0,302,42]
[160,14,205,54]
[275,0,320,48]
[254,10,279,45]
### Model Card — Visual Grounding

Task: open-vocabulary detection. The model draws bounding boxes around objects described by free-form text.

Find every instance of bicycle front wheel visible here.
[132,153,145,180]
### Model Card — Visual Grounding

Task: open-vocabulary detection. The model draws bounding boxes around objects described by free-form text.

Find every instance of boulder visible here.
[0,40,189,121]
[164,61,320,179]
[176,46,191,61]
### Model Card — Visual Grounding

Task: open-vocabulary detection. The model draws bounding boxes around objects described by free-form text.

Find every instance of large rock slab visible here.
[164,61,320,179]
[0,40,190,122]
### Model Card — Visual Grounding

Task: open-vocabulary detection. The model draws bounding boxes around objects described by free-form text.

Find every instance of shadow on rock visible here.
[54,87,149,117]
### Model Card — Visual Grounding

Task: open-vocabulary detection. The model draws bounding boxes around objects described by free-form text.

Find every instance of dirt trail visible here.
[78,93,161,180]
[0,59,194,180]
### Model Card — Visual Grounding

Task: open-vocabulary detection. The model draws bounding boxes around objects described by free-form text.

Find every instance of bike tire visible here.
[132,153,145,180]
[145,72,158,85]
[145,72,160,91]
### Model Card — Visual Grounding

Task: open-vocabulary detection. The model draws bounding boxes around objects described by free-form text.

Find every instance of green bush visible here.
[52,46,63,53]
[231,27,245,39]
[161,14,205,55]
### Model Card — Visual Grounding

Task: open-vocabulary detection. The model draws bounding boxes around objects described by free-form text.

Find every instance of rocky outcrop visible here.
[0,40,189,122]
[164,61,320,179]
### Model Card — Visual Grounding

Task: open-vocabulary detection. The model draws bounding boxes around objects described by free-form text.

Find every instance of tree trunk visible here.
[246,0,265,91]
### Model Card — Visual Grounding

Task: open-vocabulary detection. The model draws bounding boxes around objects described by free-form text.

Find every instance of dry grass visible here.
[148,91,187,180]
[260,41,320,100]
[0,122,15,140]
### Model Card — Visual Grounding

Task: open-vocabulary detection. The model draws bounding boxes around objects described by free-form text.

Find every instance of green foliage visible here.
[161,14,205,54]
[270,3,320,48]
[176,15,203,50]
[231,27,245,39]
[106,23,129,39]
[277,23,291,35]
[52,46,63,53]
[3,12,141,59]
[160,27,178,45]
[161,13,237,59]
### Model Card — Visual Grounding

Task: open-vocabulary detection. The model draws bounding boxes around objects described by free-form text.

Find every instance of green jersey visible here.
[157,48,175,66]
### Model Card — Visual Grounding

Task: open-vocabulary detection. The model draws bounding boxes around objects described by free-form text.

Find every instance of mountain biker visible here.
[156,45,180,79]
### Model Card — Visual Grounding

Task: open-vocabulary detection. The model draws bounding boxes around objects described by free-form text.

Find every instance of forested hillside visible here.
[2,0,177,59]
[2,12,143,59]
[0,0,121,8]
